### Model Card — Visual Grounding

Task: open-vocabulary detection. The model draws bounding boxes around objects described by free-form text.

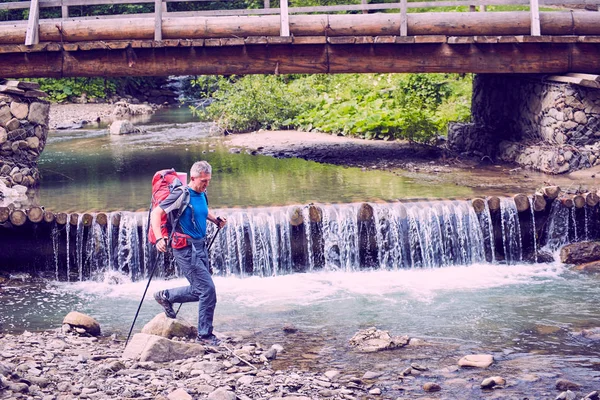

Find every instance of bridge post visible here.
[280,0,290,36]
[25,0,40,46]
[400,0,407,36]
[61,0,68,19]
[154,0,163,41]
[529,0,541,36]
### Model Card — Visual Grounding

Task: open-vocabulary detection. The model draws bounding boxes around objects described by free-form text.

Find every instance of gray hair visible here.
[190,161,212,177]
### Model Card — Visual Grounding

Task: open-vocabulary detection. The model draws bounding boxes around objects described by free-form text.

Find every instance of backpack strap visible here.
[167,187,190,244]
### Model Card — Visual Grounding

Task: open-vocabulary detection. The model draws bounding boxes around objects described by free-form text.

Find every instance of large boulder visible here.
[109,120,136,135]
[62,311,101,336]
[560,242,600,264]
[348,327,409,352]
[122,333,204,362]
[572,261,600,274]
[141,313,198,339]
[458,354,494,368]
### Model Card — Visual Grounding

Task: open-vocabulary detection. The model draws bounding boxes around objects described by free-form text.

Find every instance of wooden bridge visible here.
[1,0,600,77]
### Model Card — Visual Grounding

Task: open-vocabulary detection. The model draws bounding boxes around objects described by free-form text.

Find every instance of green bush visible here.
[193,75,317,133]
[30,78,117,103]
[195,73,472,144]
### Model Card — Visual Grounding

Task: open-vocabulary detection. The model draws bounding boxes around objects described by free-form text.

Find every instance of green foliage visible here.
[195,73,472,143]
[192,75,317,133]
[29,78,117,102]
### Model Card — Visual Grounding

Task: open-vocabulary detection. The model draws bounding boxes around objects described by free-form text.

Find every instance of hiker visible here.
[150,160,227,346]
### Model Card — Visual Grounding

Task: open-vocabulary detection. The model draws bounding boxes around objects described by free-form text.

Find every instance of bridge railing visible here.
[0,0,599,45]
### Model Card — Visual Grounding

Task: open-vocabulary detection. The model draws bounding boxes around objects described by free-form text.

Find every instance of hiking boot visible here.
[196,334,221,347]
[154,290,176,319]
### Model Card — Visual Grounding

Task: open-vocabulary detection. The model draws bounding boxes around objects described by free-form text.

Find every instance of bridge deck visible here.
[2,35,600,77]
[1,0,600,76]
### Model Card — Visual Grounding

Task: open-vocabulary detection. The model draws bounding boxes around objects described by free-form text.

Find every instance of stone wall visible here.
[0,80,49,189]
[448,74,600,174]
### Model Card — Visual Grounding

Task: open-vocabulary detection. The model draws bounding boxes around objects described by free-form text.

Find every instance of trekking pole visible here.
[174,225,223,317]
[125,252,162,346]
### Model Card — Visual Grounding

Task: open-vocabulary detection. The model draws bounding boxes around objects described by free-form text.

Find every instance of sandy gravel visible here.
[224,130,455,171]
[49,103,114,129]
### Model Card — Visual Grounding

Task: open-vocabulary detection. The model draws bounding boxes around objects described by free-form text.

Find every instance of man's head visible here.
[189,161,212,193]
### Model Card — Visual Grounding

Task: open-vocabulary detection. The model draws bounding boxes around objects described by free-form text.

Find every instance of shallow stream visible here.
[3,107,600,397]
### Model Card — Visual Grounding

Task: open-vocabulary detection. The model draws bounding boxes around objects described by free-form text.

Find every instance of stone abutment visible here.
[448,74,600,174]
[0,80,49,191]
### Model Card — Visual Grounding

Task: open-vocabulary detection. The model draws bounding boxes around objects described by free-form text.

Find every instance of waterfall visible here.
[43,197,598,281]
[544,200,570,251]
[500,198,523,264]
[529,197,538,263]
[65,214,70,282]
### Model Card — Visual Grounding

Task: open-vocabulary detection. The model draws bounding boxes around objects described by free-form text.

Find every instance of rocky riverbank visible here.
[2,318,600,400]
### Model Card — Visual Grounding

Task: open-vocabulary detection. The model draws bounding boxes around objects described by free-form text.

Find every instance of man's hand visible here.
[215,216,227,229]
[156,237,168,253]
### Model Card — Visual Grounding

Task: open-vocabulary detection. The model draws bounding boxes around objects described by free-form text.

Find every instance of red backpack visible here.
[148,169,187,245]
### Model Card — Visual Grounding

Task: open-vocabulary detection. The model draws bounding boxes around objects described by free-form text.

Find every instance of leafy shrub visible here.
[193,75,317,133]
[195,73,472,143]
[30,78,117,103]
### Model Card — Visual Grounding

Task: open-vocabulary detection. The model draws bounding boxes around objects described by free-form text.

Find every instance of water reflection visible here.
[37,119,473,212]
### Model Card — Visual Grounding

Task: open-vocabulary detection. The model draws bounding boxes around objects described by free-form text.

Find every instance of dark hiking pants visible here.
[166,237,216,338]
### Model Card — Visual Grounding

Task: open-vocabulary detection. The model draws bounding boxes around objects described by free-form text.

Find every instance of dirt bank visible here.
[49,103,114,130]
[225,130,600,196]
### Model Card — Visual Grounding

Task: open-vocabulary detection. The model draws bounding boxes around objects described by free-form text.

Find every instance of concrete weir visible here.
[1,186,599,280]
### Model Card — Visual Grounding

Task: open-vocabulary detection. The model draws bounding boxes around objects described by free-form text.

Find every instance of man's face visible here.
[190,172,211,192]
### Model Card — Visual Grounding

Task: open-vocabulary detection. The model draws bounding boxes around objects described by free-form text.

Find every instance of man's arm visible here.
[151,206,168,253]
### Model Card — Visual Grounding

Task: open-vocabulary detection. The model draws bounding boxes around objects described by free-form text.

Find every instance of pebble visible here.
[423,382,441,392]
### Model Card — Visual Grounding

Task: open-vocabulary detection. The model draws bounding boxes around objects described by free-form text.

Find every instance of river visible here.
[2,107,599,397]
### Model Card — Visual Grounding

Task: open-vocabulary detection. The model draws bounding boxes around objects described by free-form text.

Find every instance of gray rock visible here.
[560,241,600,264]
[349,327,409,352]
[27,102,50,126]
[109,120,136,135]
[122,333,204,362]
[555,379,581,391]
[62,311,101,336]
[207,388,236,400]
[141,313,197,340]
[556,390,577,400]
[167,388,193,400]
[458,354,494,368]
[362,371,383,379]
[423,382,441,392]
[263,348,277,360]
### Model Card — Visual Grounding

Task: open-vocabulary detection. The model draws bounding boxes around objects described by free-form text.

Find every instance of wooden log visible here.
[488,196,501,212]
[358,203,374,221]
[472,198,486,214]
[96,213,108,226]
[573,194,586,209]
[561,197,574,208]
[82,213,93,227]
[111,212,121,227]
[542,186,560,200]
[289,207,303,227]
[513,193,530,212]
[56,212,68,225]
[27,206,44,223]
[10,210,27,227]
[586,192,600,207]
[43,211,55,223]
[0,207,10,223]
[532,192,546,212]
[0,11,598,45]
[69,213,79,226]
[308,205,322,223]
